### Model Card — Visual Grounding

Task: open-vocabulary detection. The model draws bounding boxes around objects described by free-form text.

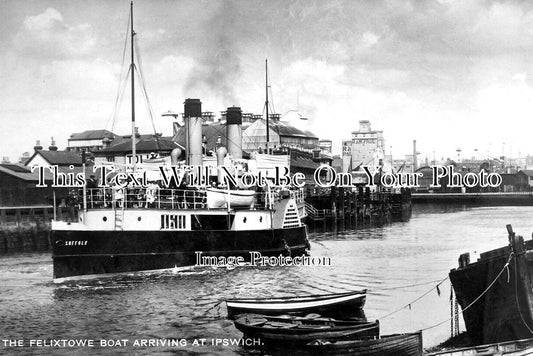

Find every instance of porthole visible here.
[243,217,247,223]
[138,217,142,221]
[103,216,107,222]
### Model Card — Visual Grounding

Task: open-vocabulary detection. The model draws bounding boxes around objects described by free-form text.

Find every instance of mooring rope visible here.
[204,299,224,317]
[378,275,449,320]
[371,278,446,291]
[377,251,514,332]
[418,252,514,332]
[205,251,517,333]
[206,277,456,320]
[513,255,533,335]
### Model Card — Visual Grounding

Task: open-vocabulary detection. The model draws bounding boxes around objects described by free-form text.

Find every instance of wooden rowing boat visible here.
[226,290,366,319]
[307,331,423,355]
[206,188,255,208]
[233,313,379,346]
[425,336,533,355]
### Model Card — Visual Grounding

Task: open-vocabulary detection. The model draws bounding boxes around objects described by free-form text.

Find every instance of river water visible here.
[1,204,532,355]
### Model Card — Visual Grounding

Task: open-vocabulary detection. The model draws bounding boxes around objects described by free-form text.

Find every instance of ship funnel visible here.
[216,146,228,186]
[226,106,242,159]
[184,99,203,167]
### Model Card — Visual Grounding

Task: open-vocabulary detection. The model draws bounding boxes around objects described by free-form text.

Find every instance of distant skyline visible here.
[2,0,533,162]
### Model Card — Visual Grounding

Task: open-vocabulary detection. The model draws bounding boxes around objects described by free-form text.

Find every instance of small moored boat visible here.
[307,331,423,355]
[226,290,367,319]
[233,313,379,346]
[425,336,533,356]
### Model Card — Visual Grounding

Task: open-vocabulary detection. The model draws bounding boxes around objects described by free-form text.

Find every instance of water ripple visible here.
[1,205,533,354]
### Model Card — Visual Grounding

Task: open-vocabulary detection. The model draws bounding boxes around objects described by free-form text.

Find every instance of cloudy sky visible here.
[2,0,533,162]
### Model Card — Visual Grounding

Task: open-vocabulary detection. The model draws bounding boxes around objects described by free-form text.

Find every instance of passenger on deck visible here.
[145,182,159,208]
[134,188,144,208]
[113,186,124,208]
[58,198,67,208]
[86,175,98,206]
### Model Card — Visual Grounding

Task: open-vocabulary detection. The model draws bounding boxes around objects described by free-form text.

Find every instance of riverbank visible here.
[413,192,533,205]
[0,206,78,253]
[0,206,52,253]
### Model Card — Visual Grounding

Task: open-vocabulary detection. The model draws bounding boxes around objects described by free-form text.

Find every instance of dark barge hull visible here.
[52,226,309,280]
[449,229,533,344]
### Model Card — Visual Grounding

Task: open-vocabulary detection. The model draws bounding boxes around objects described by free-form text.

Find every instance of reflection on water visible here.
[1,204,533,355]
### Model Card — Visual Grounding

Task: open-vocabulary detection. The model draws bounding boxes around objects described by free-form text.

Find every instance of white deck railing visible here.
[80,187,306,211]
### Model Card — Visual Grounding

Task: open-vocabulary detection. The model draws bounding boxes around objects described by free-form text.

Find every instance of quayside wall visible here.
[0,206,76,253]
[412,192,533,205]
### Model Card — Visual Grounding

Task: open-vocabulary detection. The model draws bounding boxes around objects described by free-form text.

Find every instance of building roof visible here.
[26,150,83,166]
[69,129,117,141]
[519,170,533,177]
[290,150,318,170]
[0,164,85,182]
[271,120,318,139]
[173,123,229,153]
[351,130,383,134]
[97,136,182,154]
[0,164,38,181]
[173,120,318,151]
[289,150,332,170]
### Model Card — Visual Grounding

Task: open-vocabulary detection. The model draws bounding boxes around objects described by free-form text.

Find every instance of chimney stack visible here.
[184,99,203,166]
[226,106,242,159]
[34,140,43,151]
[49,137,58,151]
[102,135,113,149]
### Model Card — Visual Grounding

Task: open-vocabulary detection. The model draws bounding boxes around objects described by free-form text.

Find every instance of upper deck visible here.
[52,187,306,231]
[78,186,305,211]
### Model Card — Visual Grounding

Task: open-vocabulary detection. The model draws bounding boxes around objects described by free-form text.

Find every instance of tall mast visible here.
[265,59,269,152]
[130,1,137,172]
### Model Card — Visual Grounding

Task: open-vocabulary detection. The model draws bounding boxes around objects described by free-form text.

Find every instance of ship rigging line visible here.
[106,6,161,152]
[134,36,160,146]
[201,122,245,155]
[110,67,131,133]
[107,12,131,132]
[267,69,276,115]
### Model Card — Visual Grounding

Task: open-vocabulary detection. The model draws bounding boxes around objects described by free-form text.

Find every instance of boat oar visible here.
[204,299,224,316]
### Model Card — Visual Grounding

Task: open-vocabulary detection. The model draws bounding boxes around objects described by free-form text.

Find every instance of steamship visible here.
[51,3,310,281]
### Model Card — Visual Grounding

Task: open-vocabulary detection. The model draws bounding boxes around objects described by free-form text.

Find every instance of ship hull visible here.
[449,238,533,344]
[52,226,309,280]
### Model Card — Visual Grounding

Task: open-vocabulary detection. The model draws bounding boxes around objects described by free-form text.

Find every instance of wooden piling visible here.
[339,187,345,220]
[0,206,54,253]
